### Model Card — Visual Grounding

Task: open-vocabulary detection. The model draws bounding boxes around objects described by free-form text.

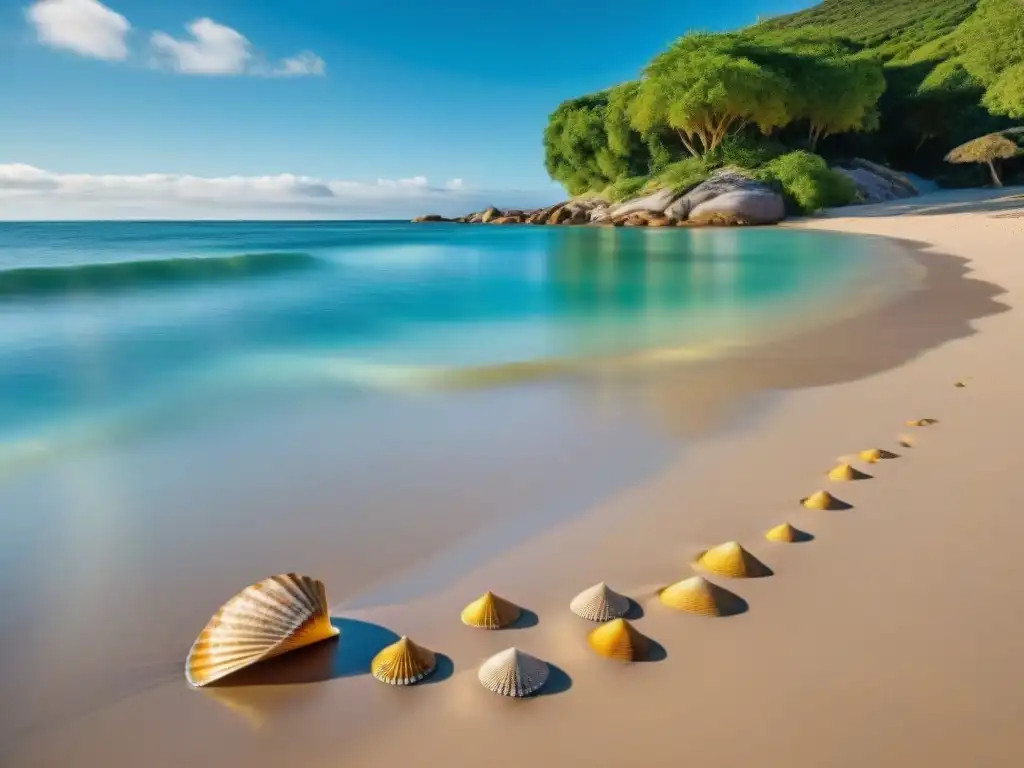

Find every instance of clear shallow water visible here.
[0,220,915,752]
[0,221,901,456]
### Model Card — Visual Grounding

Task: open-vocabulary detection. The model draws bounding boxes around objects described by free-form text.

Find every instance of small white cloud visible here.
[25,0,130,61]
[273,51,325,77]
[0,163,559,220]
[150,17,251,75]
[445,178,465,190]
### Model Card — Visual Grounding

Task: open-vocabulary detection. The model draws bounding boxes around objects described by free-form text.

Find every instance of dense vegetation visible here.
[543,0,1023,210]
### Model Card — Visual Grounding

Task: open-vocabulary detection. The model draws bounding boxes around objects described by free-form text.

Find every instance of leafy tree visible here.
[945,132,1020,186]
[956,0,1024,118]
[628,33,792,158]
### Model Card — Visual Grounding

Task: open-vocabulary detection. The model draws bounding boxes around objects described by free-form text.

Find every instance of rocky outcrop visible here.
[413,168,782,227]
[411,214,451,223]
[834,159,920,204]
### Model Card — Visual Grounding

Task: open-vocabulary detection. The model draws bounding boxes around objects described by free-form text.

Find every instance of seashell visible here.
[587,618,648,661]
[955,381,967,388]
[905,418,938,427]
[185,573,339,687]
[898,434,915,448]
[371,636,436,686]
[569,582,630,622]
[478,648,549,697]
[658,576,745,616]
[827,463,868,481]
[461,591,521,629]
[859,448,897,463]
[802,490,838,510]
[696,541,771,578]
[765,522,810,543]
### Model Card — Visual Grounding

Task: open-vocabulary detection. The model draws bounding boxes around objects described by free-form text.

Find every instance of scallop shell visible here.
[478,648,549,697]
[371,636,436,686]
[587,618,648,661]
[461,591,521,629]
[185,573,339,687]
[802,490,838,510]
[905,418,938,427]
[765,522,811,543]
[859,448,897,463]
[828,463,868,481]
[658,576,745,616]
[954,380,967,388]
[569,582,630,622]
[696,541,771,578]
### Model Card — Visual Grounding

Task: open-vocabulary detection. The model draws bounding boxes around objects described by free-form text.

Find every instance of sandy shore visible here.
[6,189,1024,767]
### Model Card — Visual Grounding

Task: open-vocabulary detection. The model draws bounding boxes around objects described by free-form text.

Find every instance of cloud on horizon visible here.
[26,1,325,77]
[0,164,561,220]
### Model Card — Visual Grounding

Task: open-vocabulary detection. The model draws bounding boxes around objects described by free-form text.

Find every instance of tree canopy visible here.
[945,132,1019,186]
[956,0,1024,118]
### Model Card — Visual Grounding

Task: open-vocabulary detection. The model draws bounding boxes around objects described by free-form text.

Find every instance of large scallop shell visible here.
[371,636,436,686]
[695,542,771,578]
[185,573,339,687]
[587,618,648,661]
[658,576,746,616]
[569,582,630,622]
[461,591,521,629]
[478,648,549,697]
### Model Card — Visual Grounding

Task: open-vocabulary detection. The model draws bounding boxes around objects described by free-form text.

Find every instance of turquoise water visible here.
[0,221,901,456]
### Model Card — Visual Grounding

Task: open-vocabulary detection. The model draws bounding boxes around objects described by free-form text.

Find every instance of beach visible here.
[4,190,1024,767]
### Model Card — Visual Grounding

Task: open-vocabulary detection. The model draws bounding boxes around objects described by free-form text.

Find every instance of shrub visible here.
[755,151,858,213]
[650,157,711,192]
[603,175,651,201]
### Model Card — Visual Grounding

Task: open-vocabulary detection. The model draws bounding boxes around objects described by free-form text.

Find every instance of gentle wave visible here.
[0,251,321,298]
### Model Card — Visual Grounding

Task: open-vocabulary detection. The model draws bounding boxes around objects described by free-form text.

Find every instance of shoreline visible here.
[5,190,1024,767]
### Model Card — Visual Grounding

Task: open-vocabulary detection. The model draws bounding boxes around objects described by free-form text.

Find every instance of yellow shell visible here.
[185,573,339,687]
[802,490,837,510]
[828,463,868,481]
[478,648,549,697]
[569,582,630,622]
[460,591,521,629]
[859,448,897,463]
[905,418,938,427]
[898,434,915,448]
[658,576,745,616]
[371,636,436,686]
[695,541,771,578]
[587,618,648,661]
[765,522,808,543]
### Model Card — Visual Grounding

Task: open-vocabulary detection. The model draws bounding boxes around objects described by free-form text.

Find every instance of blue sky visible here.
[0,0,814,218]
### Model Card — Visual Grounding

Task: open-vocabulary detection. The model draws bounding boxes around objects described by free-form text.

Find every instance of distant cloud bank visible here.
[25,0,326,77]
[0,164,561,220]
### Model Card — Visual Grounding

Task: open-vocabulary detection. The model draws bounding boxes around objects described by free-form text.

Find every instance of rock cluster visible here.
[413,169,787,227]
[833,158,919,204]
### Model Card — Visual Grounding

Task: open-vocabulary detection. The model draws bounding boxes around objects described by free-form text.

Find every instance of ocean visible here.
[0,220,915,751]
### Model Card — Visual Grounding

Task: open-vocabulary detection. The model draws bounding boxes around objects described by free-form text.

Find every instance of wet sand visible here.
[3,190,1023,767]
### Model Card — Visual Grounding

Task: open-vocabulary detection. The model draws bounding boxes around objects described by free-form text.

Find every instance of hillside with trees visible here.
[542,0,1023,213]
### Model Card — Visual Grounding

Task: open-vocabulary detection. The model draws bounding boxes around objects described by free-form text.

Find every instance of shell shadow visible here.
[787,528,815,543]
[507,608,539,630]
[207,617,398,687]
[640,638,667,663]
[536,664,572,697]
[421,653,455,686]
[623,599,644,620]
[801,495,853,511]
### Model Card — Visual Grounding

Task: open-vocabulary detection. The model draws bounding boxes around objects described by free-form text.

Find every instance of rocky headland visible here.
[413,159,920,227]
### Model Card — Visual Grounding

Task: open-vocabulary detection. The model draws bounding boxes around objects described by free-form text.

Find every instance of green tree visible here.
[628,33,793,158]
[956,0,1024,118]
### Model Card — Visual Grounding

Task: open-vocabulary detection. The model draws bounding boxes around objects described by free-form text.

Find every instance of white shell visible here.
[185,573,339,687]
[569,582,630,622]
[477,647,549,697]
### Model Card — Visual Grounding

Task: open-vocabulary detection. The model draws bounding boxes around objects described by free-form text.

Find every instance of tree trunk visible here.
[987,159,1003,187]
[809,124,818,153]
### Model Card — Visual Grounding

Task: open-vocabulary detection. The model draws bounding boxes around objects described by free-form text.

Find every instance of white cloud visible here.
[273,51,326,77]
[0,164,559,220]
[25,0,130,61]
[150,17,251,75]
[149,18,326,77]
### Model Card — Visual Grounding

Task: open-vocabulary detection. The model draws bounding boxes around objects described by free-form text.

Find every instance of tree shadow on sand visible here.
[207,617,400,687]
